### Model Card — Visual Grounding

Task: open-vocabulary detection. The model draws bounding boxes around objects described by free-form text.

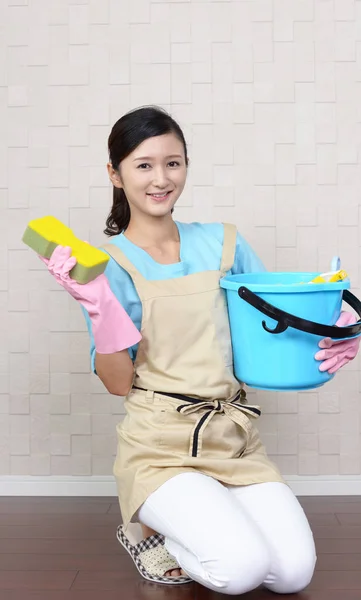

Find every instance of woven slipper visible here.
[116,524,192,585]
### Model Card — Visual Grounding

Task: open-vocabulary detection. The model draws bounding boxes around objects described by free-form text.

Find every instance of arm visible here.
[95,350,134,397]
[41,246,141,396]
[82,252,141,396]
[83,309,135,396]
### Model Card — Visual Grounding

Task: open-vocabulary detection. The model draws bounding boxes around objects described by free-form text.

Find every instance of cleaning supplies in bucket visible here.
[309,270,348,284]
[220,269,361,392]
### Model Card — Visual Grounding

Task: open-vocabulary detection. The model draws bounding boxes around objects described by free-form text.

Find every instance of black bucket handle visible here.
[238,287,361,339]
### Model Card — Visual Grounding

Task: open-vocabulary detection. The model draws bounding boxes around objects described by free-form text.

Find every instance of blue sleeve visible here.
[82,251,142,374]
[81,307,97,373]
[232,232,267,274]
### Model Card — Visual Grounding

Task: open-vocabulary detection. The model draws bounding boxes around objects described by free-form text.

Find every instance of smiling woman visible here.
[39,104,356,594]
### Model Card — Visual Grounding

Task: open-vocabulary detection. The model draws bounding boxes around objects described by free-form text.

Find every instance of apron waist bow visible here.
[133,386,261,458]
[176,392,261,458]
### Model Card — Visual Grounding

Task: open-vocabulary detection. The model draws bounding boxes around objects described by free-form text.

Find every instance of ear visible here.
[107,162,123,189]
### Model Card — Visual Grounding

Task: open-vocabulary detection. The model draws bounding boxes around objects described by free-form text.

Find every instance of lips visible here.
[146,191,172,201]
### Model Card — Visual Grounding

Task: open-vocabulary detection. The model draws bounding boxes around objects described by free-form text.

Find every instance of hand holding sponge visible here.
[22,216,142,354]
[22,216,109,284]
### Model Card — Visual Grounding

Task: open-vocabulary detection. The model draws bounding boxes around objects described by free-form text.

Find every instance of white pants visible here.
[138,473,317,595]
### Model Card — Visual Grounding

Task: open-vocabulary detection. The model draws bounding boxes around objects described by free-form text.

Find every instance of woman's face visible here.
[108,133,188,220]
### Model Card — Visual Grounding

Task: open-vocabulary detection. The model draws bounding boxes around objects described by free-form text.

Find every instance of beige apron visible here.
[103,223,285,527]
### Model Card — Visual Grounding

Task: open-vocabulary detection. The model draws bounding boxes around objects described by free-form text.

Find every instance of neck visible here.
[125,213,179,247]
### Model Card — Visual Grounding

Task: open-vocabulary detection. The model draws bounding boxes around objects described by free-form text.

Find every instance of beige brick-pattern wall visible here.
[1,0,360,479]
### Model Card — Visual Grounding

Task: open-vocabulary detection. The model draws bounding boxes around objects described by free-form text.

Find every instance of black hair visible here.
[104,105,188,236]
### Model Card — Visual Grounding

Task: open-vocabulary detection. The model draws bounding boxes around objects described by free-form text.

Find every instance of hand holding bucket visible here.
[315,311,360,374]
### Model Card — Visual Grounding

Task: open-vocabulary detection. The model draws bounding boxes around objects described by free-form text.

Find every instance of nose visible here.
[152,166,169,188]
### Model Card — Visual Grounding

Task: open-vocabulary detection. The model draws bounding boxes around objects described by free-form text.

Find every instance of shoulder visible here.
[100,233,126,252]
[96,235,132,283]
[98,233,131,265]
[177,221,265,273]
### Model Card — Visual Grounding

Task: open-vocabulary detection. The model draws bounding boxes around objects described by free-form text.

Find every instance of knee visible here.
[224,547,271,595]
[201,539,271,595]
[269,547,317,594]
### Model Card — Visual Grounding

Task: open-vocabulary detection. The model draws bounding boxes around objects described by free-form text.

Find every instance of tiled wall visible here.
[1,0,360,479]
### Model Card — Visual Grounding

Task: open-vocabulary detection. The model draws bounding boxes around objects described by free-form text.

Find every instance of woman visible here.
[43,106,359,594]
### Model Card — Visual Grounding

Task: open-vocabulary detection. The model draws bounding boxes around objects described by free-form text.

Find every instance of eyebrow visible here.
[133,154,183,162]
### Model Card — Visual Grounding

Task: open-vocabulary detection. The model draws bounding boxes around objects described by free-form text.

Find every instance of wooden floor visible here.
[0,496,361,600]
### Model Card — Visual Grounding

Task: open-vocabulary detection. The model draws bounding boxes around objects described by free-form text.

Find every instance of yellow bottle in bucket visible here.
[310,270,348,284]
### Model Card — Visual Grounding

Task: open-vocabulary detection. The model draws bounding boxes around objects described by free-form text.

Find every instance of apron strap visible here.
[101,243,146,290]
[220,223,237,273]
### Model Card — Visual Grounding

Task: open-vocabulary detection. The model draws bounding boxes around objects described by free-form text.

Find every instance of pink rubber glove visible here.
[315,311,360,374]
[40,245,141,354]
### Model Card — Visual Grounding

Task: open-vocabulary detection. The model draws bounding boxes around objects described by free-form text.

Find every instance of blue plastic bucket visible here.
[220,272,361,392]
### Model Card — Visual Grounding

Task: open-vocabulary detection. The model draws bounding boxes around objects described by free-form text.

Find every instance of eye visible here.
[137,163,150,169]
[168,161,180,167]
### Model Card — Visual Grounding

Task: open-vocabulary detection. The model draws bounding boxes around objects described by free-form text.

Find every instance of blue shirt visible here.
[83,221,266,372]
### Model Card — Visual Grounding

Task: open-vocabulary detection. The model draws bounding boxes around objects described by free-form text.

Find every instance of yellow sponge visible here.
[22,216,109,284]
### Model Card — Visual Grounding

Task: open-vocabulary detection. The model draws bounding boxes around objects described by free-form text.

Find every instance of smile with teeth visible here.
[147,191,172,200]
